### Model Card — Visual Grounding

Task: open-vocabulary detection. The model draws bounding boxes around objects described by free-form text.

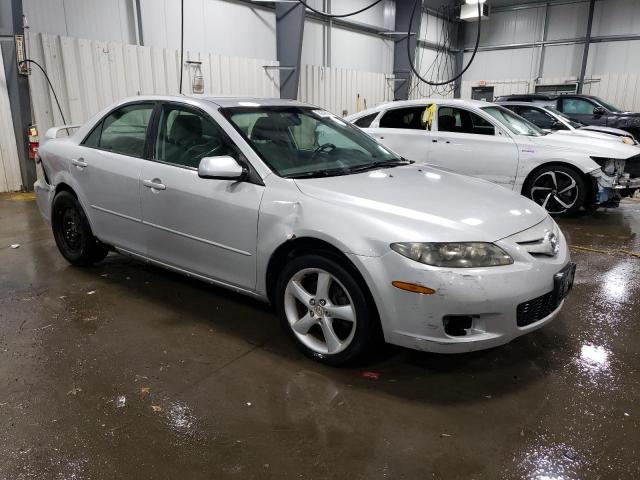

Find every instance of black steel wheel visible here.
[52,191,108,266]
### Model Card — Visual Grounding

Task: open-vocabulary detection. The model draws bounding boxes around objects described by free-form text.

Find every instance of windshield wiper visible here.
[345,158,413,174]
[284,168,351,179]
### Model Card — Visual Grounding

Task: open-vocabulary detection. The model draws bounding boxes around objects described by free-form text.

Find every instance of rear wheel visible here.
[52,191,108,266]
[275,254,378,365]
[524,166,586,215]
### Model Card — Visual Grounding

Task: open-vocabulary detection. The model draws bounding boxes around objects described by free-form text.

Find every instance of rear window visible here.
[352,112,378,128]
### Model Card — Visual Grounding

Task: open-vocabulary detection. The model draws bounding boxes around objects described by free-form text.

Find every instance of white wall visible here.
[24,0,136,43]
[460,0,640,109]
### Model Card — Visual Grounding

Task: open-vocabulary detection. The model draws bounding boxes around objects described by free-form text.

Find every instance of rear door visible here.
[364,105,434,163]
[140,102,263,290]
[430,105,519,188]
[73,102,155,253]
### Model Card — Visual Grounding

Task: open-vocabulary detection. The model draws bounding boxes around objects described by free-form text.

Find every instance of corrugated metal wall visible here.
[25,32,280,140]
[460,0,640,110]
[0,48,23,192]
[297,64,393,116]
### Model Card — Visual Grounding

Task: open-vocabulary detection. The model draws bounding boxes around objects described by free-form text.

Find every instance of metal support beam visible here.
[1,0,33,190]
[453,18,465,98]
[133,0,144,46]
[536,2,549,81]
[275,1,305,99]
[393,0,421,100]
[463,34,640,53]
[577,0,595,93]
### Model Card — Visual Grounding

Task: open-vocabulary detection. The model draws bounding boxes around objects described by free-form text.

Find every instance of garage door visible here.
[0,47,23,193]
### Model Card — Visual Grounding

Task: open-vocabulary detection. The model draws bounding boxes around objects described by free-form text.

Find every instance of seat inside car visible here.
[250,117,298,170]
[438,114,457,132]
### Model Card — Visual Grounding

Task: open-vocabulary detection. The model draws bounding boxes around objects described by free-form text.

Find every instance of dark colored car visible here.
[495,94,640,138]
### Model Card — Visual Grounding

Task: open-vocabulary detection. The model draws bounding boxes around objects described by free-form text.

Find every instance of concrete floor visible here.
[1,193,639,480]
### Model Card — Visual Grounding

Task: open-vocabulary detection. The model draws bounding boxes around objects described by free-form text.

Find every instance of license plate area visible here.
[553,262,576,304]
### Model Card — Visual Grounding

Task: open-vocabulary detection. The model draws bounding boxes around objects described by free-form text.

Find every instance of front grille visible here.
[624,154,640,177]
[517,291,558,327]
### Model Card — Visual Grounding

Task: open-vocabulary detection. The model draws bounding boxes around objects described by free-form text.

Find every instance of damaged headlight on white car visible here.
[390,242,514,268]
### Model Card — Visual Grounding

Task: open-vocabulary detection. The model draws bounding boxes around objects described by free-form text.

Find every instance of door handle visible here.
[71,158,87,168]
[432,139,438,143]
[143,179,166,191]
[377,136,384,140]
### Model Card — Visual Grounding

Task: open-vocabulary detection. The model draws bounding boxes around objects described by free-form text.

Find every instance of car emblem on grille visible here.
[543,230,559,256]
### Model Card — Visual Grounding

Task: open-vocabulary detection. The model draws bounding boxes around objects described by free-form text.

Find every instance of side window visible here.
[517,107,556,129]
[82,121,103,148]
[562,98,596,115]
[378,106,428,130]
[98,104,153,157]
[353,112,379,128]
[438,107,495,136]
[155,105,237,169]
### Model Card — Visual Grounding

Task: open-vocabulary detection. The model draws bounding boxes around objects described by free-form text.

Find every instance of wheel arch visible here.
[265,237,377,313]
[521,161,595,206]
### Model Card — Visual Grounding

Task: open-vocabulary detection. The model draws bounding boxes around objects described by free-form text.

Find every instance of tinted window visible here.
[516,107,557,129]
[155,105,237,169]
[562,98,596,115]
[353,112,379,128]
[437,107,495,136]
[83,122,102,148]
[97,103,153,157]
[379,106,428,130]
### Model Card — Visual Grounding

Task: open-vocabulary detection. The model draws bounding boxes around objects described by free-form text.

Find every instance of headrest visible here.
[438,114,456,131]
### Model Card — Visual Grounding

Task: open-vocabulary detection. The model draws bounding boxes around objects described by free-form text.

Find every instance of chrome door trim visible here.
[91,204,142,223]
[141,220,252,256]
[114,246,264,299]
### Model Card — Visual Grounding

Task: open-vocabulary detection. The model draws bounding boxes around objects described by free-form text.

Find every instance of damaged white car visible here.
[347,99,640,215]
[35,96,573,365]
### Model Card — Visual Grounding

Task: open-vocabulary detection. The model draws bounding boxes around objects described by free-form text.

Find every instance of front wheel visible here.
[524,166,586,215]
[52,191,108,266]
[275,254,379,366]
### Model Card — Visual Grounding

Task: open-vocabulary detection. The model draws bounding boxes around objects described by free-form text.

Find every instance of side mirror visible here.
[198,156,246,180]
[593,106,606,116]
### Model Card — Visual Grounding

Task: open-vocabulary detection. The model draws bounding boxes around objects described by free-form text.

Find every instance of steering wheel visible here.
[180,141,226,167]
[311,143,337,160]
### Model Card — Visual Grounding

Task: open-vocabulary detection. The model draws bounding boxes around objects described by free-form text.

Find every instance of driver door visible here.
[140,103,264,290]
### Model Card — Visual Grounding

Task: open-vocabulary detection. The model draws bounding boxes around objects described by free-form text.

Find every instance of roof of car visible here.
[203,97,313,108]
[347,98,497,119]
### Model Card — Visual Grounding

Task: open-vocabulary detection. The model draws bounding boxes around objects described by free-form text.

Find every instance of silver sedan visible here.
[35,96,574,365]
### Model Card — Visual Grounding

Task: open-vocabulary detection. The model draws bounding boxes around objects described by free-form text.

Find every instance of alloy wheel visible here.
[284,268,357,355]
[61,207,83,253]
[530,170,579,214]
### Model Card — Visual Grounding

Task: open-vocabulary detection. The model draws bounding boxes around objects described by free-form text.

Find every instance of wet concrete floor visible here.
[1,193,639,479]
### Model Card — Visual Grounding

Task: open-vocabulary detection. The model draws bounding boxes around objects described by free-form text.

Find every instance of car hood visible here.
[526,132,640,159]
[580,125,636,137]
[294,165,548,243]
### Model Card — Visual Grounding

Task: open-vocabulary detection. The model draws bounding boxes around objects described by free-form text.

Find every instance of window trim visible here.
[352,111,380,128]
[80,101,157,159]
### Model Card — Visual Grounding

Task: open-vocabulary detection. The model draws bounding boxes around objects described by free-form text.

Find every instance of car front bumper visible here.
[348,227,571,354]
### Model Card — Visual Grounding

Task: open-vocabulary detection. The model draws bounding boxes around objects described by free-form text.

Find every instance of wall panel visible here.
[298,64,393,116]
[26,33,279,139]
[0,48,23,192]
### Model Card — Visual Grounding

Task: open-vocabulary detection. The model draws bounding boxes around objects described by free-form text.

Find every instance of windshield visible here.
[222,106,403,178]
[481,105,544,136]
[593,97,622,112]
[546,106,584,128]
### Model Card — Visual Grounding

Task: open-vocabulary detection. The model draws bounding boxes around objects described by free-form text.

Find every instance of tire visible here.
[51,191,109,266]
[523,165,586,216]
[275,253,379,366]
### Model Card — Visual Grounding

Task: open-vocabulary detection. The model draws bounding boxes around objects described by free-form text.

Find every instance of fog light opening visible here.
[443,315,473,337]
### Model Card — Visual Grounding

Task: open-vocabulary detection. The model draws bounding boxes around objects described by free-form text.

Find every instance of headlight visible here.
[390,242,513,268]
[622,136,635,145]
